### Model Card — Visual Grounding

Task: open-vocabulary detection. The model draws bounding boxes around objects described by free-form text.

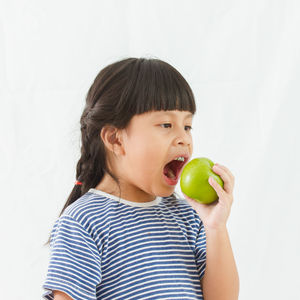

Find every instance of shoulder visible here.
[51,191,115,240]
[63,190,107,217]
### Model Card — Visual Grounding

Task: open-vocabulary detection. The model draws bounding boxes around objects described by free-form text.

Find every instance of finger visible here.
[215,163,235,188]
[212,165,234,194]
[208,176,226,199]
[215,163,235,181]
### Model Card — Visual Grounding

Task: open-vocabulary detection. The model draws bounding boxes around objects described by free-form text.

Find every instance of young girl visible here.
[42,57,239,300]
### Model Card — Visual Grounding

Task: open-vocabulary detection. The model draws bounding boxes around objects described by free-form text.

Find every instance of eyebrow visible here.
[156,111,194,119]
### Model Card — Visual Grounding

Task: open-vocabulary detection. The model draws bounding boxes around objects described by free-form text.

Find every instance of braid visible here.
[76,127,105,195]
[43,125,105,247]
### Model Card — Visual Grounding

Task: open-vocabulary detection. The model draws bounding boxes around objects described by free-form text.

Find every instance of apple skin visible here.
[180,157,224,204]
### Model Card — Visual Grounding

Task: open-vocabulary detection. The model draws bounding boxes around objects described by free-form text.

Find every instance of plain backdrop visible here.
[0,0,299,299]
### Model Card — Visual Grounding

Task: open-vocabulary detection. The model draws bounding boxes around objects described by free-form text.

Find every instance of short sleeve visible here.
[194,218,206,281]
[42,214,102,300]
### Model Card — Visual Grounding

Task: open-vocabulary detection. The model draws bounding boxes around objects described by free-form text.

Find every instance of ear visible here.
[100,125,125,156]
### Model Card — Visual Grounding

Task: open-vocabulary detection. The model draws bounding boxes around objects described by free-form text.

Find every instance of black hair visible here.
[44,57,196,246]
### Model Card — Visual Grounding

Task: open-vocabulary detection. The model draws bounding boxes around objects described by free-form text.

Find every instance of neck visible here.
[95,173,157,203]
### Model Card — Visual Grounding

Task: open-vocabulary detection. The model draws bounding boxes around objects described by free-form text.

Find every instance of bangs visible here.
[125,59,196,116]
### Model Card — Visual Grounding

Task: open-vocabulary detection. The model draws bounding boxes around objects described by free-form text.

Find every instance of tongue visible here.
[164,161,177,179]
[166,168,176,179]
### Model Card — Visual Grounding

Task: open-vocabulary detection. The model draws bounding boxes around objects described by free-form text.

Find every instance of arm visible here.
[42,215,102,299]
[53,290,74,300]
[201,225,239,300]
[184,163,239,300]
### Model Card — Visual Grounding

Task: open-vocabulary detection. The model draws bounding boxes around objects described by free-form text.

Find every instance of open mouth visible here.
[163,159,186,181]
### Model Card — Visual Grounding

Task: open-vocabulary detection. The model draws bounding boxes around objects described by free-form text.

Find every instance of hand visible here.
[183,163,235,230]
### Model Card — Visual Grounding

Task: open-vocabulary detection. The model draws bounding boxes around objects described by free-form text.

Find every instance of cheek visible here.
[128,135,164,171]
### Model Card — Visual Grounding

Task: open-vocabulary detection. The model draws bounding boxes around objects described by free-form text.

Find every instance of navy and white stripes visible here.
[42,188,206,299]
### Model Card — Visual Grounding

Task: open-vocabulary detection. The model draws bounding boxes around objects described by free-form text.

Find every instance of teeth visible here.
[174,156,185,161]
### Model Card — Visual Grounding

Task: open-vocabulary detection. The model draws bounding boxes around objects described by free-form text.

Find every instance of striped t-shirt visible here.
[42,188,206,300]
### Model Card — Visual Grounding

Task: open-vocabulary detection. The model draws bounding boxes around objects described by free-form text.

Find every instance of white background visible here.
[0,0,299,299]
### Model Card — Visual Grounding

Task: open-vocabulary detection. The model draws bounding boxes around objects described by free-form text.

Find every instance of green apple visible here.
[180,157,224,204]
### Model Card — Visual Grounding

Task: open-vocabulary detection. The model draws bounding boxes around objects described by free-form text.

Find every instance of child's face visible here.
[115,109,194,200]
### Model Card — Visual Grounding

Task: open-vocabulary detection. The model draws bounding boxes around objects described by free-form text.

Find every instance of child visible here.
[42,57,239,300]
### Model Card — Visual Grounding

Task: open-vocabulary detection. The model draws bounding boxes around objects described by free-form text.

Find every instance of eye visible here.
[161,123,172,129]
[160,123,193,131]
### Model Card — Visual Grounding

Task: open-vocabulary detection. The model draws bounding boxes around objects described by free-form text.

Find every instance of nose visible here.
[173,127,192,147]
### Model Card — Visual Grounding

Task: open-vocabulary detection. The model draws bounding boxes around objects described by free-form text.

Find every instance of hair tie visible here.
[75,180,83,185]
